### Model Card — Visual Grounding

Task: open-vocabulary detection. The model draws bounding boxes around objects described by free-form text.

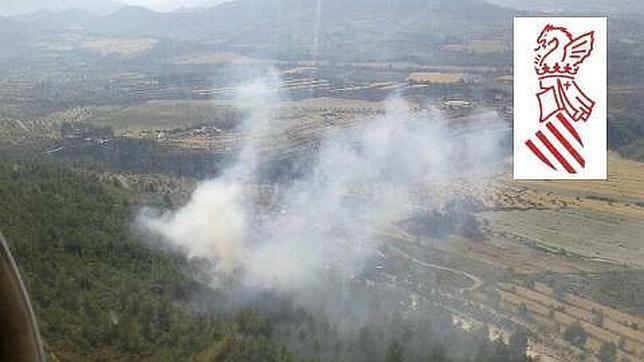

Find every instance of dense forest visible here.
[0,157,531,361]
[0,158,293,361]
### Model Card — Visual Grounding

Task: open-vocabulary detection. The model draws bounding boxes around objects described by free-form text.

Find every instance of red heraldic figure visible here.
[525,24,595,174]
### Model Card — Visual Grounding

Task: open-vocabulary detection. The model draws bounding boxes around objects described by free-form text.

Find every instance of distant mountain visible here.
[3,0,514,63]
[208,0,513,61]
[172,0,231,13]
[0,15,11,29]
[95,5,218,39]
[487,0,644,14]
[10,9,100,31]
[97,6,166,35]
[0,16,24,45]
[0,0,124,17]
[86,0,512,61]
[90,0,511,36]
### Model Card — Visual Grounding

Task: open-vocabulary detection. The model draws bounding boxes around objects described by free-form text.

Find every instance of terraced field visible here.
[471,155,644,268]
[499,282,644,360]
[520,154,644,203]
[481,208,644,267]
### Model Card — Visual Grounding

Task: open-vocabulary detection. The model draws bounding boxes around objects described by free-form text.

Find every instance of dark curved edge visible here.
[0,233,45,362]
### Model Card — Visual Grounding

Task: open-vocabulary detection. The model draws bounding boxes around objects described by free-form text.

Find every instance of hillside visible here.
[0,16,23,45]
[0,159,293,361]
[0,156,533,361]
[487,0,644,14]
[7,0,512,63]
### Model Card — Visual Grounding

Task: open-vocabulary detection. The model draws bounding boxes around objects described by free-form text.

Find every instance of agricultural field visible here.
[407,72,466,84]
[378,151,644,361]
[478,155,644,268]
[80,37,158,57]
[442,40,508,55]
[32,32,158,57]
[84,100,241,134]
[497,281,644,361]
[457,154,644,360]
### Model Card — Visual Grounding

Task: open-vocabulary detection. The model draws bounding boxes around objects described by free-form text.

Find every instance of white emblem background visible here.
[514,17,607,180]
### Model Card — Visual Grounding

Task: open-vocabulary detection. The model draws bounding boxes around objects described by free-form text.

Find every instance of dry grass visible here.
[496,75,513,83]
[518,153,644,202]
[499,282,644,358]
[534,283,644,329]
[87,100,239,133]
[473,154,644,269]
[172,52,257,65]
[468,40,508,54]
[82,38,158,57]
[442,40,507,54]
[407,72,465,84]
[482,206,644,267]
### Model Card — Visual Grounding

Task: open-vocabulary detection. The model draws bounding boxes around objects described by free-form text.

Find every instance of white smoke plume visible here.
[137,69,505,300]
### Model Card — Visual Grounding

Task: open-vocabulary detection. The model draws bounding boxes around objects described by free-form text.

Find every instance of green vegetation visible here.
[385,340,404,362]
[539,272,644,317]
[0,158,532,361]
[563,322,588,350]
[427,343,448,362]
[0,159,289,361]
[597,342,617,362]
[55,137,228,179]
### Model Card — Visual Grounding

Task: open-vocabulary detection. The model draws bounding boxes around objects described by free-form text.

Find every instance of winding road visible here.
[376,225,483,293]
[389,244,483,293]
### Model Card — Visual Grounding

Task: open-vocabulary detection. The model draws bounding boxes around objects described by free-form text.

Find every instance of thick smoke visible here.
[138,69,505,302]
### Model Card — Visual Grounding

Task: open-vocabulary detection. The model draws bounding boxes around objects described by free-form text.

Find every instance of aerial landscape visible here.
[1,0,644,361]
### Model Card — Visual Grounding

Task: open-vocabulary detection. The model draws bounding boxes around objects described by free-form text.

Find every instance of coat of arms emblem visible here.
[514,17,606,179]
[525,24,595,173]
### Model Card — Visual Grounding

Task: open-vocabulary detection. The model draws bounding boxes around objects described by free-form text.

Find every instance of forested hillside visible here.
[0,156,531,361]
[0,159,296,361]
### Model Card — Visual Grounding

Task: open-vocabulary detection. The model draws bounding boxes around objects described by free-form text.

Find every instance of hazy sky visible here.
[0,0,229,16]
